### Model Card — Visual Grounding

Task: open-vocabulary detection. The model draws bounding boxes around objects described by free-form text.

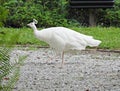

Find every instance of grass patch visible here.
[0,27,120,50]
[0,28,47,46]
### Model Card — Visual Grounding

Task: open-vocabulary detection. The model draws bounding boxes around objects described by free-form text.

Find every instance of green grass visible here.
[0,27,120,50]
[0,28,47,46]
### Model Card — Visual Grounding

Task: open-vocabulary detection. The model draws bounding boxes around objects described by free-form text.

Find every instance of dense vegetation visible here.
[0,0,120,27]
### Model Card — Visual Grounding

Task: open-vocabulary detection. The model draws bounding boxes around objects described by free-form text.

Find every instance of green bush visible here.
[4,0,72,28]
[0,0,9,27]
[96,0,120,27]
[1,0,120,27]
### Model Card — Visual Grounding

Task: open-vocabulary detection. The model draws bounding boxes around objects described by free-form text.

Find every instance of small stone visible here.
[64,82,68,85]
[34,77,37,80]
[86,89,90,91]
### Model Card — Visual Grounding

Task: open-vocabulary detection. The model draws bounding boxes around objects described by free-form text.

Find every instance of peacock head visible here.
[27,19,38,28]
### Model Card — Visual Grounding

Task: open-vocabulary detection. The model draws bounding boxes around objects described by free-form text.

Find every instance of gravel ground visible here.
[10,48,120,91]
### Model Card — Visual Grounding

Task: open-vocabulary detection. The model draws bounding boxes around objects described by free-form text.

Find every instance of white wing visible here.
[50,27,101,51]
[51,28,87,51]
[50,31,66,53]
[37,27,101,52]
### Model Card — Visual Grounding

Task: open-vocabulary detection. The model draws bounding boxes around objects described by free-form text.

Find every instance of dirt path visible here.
[11,48,120,91]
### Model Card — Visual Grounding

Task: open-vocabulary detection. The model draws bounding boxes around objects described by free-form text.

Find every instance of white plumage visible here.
[27,19,101,66]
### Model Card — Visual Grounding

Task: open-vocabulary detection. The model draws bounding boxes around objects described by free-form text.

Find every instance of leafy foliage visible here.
[3,0,71,28]
[96,0,120,27]
[0,0,9,27]
[0,47,27,91]
[0,48,11,82]
[0,0,120,27]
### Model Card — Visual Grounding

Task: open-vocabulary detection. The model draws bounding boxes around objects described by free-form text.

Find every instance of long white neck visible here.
[31,24,38,32]
[31,24,44,41]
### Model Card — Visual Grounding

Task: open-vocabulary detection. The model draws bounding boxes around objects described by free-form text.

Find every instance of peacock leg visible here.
[61,52,64,67]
